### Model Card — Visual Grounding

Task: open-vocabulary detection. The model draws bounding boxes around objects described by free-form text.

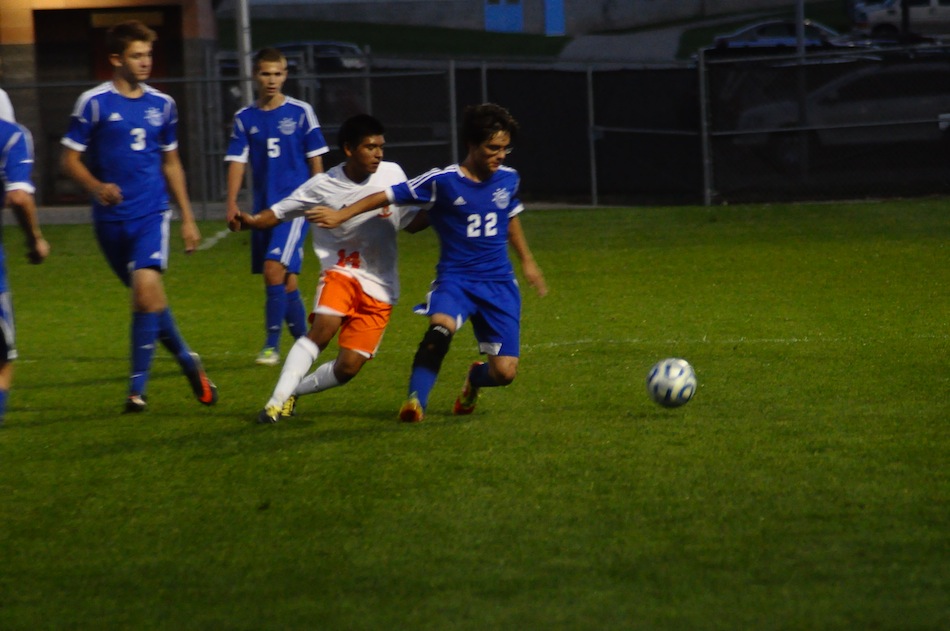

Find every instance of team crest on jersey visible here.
[145,107,164,127]
[491,187,510,210]
[278,117,297,135]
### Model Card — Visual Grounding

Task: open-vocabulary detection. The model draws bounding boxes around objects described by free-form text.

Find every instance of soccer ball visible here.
[646,358,697,408]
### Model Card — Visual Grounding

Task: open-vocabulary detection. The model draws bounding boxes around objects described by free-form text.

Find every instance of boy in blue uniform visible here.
[309,103,547,421]
[0,120,49,426]
[225,48,329,366]
[60,20,217,413]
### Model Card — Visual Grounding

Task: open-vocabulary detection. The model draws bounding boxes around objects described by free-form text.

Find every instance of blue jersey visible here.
[0,120,35,293]
[224,98,328,213]
[388,165,524,281]
[61,82,179,222]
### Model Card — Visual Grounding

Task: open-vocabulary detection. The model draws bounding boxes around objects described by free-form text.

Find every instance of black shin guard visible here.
[413,324,452,372]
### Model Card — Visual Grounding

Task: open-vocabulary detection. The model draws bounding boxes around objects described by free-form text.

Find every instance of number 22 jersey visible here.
[386,164,524,281]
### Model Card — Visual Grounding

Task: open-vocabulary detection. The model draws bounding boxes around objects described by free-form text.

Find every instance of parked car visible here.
[854,0,950,37]
[733,62,950,167]
[711,19,842,50]
[272,41,367,73]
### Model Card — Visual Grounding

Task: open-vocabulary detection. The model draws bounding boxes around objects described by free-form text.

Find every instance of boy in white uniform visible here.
[229,114,426,423]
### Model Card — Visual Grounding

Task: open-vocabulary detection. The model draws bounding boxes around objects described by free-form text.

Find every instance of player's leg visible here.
[453,279,522,415]
[0,291,16,426]
[293,291,391,399]
[282,222,308,339]
[258,271,350,423]
[258,218,306,365]
[129,212,216,408]
[283,272,307,340]
[401,280,471,421]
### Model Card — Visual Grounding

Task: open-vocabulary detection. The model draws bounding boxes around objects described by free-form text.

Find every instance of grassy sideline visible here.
[0,200,947,629]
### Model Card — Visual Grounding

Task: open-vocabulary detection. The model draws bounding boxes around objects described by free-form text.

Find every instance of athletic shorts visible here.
[311,270,393,358]
[0,291,17,362]
[414,276,522,358]
[251,216,306,275]
[94,210,170,287]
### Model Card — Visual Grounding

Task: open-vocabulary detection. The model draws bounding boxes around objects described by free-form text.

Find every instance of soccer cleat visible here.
[398,394,425,423]
[185,352,218,406]
[255,347,280,366]
[124,394,147,413]
[280,395,297,418]
[257,405,282,424]
[453,361,485,415]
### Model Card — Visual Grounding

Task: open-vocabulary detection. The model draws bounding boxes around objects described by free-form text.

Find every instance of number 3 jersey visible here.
[386,164,524,281]
[61,82,178,222]
[270,161,419,305]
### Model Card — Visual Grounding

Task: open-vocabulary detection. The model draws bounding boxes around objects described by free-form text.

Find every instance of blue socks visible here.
[285,288,307,340]
[130,311,159,395]
[264,284,286,350]
[130,308,196,395]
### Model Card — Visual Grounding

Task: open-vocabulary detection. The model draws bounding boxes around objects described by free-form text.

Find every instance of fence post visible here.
[586,65,598,207]
[698,48,714,207]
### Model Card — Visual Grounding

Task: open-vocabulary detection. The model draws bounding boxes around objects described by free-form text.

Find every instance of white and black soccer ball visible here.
[646,358,697,408]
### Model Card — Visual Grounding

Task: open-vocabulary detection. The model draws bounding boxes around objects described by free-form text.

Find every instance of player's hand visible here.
[225,204,241,224]
[305,206,344,229]
[181,220,201,253]
[523,261,548,297]
[95,182,123,206]
[27,237,50,265]
[228,211,252,232]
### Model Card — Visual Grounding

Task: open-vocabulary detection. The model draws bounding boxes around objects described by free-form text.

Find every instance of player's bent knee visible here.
[413,324,452,372]
[491,358,518,386]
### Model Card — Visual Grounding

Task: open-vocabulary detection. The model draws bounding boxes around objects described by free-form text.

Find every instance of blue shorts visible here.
[0,291,16,362]
[414,276,522,358]
[95,210,171,287]
[251,216,306,275]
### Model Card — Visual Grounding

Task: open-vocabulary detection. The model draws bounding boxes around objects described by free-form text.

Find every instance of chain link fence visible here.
[9,44,950,212]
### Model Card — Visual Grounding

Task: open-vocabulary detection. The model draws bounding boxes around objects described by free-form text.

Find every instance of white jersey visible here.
[271,161,419,304]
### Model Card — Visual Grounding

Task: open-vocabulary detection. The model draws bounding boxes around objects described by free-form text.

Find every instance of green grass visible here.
[1,200,949,629]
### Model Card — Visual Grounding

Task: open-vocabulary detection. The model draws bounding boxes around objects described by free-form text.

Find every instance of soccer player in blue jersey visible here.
[309,103,547,422]
[60,20,218,413]
[0,120,49,426]
[225,48,329,366]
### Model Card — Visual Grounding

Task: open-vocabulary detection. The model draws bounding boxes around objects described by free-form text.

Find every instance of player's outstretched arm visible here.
[305,191,390,228]
[508,216,548,297]
[228,208,280,232]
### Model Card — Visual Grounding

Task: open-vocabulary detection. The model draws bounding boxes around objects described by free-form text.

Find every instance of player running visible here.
[308,103,547,421]
[229,114,427,423]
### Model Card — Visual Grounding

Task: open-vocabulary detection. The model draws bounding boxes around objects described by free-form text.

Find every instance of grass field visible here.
[1,200,948,629]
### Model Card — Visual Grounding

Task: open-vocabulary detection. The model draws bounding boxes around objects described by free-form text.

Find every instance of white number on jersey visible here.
[130,128,146,151]
[466,212,498,238]
[268,137,280,158]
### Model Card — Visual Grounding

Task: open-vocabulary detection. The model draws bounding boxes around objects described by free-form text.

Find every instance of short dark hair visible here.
[338,114,386,152]
[106,20,157,57]
[461,103,519,147]
[253,48,287,70]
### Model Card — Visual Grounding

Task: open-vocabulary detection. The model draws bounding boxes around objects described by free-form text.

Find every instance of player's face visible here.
[345,134,385,179]
[474,131,512,174]
[255,61,287,97]
[113,40,153,83]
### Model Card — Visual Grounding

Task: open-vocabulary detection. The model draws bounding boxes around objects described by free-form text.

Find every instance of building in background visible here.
[213,0,825,37]
[0,0,217,203]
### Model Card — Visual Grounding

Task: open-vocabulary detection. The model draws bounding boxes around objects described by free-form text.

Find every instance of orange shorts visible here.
[311,270,393,358]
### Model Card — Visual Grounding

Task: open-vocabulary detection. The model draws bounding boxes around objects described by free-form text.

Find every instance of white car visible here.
[854,0,950,37]
[734,62,950,167]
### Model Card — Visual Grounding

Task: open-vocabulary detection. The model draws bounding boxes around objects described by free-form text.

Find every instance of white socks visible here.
[294,359,342,396]
[266,336,319,408]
